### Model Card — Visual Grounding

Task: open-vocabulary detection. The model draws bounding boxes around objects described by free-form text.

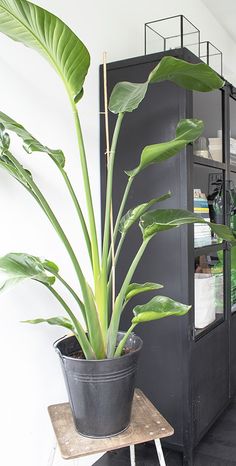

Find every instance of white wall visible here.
[0,1,235,465]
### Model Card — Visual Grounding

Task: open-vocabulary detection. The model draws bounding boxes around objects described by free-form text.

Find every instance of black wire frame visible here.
[200,41,223,76]
[144,14,201,57]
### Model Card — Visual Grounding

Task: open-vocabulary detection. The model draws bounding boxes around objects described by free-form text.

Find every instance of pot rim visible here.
[53,332,143,362]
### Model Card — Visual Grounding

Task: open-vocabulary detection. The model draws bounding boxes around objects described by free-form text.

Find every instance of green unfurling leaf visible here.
[0,152,32,187]
[0,125,34,186]
[0,123,10,151]
[42,259,59,274]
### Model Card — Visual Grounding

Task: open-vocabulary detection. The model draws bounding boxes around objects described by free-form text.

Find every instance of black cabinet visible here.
[100,48,236,464]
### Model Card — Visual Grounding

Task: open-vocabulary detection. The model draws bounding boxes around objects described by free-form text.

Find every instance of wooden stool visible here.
[48,388,174,465]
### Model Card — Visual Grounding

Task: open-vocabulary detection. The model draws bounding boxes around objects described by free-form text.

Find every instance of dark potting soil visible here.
[69,347,134,360]
[69,350,86,359]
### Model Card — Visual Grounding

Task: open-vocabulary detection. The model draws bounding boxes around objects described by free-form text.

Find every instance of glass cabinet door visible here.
[229,95,236,313]
[230,94,236,167]
[193,165,224,247]
[193,90,223,163]
[228,172,236,236]
[231,246,236,313]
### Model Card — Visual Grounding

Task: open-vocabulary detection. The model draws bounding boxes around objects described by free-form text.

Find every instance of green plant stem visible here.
[107,238,150,357]
[69,105,107,356]
[108,176,133,270]
[100,113,124,335]
[5,151,105,358]
[55,273,85,316]
[108,233,125,296]
[102,113,124,263]
[44,267,86,323]
[70,101,100,286]
[45,285,95,359]
[59,168,92,265]
[114,323,137,358]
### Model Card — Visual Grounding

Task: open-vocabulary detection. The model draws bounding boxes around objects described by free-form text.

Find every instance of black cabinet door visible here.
[230,314,236,394]
[192,323,229,444]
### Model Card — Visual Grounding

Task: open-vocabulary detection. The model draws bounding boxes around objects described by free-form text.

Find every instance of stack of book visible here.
[194,189,211,247]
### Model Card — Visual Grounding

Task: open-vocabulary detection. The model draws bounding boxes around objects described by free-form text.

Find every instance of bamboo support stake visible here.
[103,52,116,312]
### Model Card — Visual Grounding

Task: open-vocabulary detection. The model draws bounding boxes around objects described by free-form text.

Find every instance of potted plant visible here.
[0,0,234,438]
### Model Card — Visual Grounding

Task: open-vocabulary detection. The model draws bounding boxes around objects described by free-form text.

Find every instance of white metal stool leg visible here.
[154,439,166,466]
[130,444,136,466]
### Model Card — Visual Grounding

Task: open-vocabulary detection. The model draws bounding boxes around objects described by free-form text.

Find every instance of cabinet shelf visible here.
[194,242,226,257]
[193,155,226,170]
[194,314,224,340]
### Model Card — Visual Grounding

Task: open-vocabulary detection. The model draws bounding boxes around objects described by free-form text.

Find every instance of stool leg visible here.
[130,444,136,466]
[154,439,166,466]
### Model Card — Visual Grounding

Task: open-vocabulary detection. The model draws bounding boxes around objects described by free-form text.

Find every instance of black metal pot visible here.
[54,332,143,438]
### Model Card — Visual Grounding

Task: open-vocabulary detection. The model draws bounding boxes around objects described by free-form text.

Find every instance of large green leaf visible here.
[206,223,236,242]
[140,208,236,241]
[109,56,224,114]
[125,282,163,302]
[148,56,224,91]
[109,82,148,114]
[119,192,171,235]
[132,296,191,324]
[0,111,65,167]
[0,0,90,102]
[22,316,75,332]
[0,252,57,292]
[175,119,204,142]
[126,119,203,177]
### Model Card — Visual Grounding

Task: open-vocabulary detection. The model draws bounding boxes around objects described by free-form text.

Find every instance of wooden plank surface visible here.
[48,389,174,460]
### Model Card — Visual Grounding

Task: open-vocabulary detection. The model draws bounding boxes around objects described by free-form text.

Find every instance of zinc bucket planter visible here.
[54,332,143,438]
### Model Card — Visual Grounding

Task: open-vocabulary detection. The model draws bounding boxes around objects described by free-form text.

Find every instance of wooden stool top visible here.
[48,388,174,460]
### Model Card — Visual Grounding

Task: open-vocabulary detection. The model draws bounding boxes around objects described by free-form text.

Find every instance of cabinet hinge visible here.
[189,327,195,340]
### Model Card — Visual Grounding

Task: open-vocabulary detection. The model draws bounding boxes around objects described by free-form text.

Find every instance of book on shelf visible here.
[194,189,211,247]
